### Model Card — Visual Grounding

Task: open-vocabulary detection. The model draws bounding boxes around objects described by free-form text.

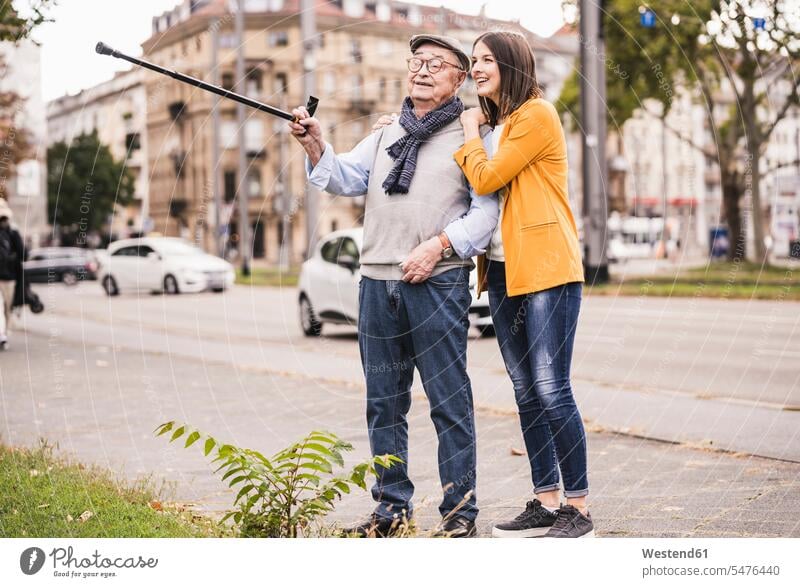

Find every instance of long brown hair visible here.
[473,31,543,127]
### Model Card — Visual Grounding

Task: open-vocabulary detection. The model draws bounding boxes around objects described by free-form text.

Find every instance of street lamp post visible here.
[235,0,250,276]
[301,0,319,260]
[579,0,610,283]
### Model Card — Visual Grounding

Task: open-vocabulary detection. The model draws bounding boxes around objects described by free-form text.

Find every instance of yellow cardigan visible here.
[454,97,584,297]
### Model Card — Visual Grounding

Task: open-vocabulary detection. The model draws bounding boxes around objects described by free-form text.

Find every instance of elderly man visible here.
[290,34,497,538]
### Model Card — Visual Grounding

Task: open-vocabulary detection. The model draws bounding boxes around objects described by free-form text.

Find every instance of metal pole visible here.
[301,0,319,260]
[660,112,669,258]
[235,0,250,275]
[278,93,292,271]
[210,18,223,258]
[579,0,609,282]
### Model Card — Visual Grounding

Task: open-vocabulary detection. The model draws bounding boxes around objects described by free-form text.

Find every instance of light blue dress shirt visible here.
[304,127,499,259]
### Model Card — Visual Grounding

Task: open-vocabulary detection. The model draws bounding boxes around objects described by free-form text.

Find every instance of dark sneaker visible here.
[341,513,409,538]
[431,515,476,538]
[542,504,595,538]
[492,499,558,538]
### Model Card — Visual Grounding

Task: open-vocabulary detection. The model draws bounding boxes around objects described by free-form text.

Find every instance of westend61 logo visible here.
[19,546,158,579]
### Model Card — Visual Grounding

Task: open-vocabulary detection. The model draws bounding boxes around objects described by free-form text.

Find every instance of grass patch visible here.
[0,442,225,538]
[235,267,299,287]
[588,262,799,300]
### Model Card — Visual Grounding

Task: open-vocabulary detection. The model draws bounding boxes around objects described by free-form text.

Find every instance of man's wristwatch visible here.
[438,232,454,259]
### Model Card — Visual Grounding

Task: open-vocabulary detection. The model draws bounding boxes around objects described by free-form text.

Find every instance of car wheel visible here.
[102,275,119,296]
[163,274,180,295]
[211,287,225,293]
[478,324,495,338]
[299,294,322,337]
[62,271,78,286]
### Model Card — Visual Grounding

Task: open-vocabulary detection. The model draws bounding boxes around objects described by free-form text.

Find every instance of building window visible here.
[252,218,265,258]
[323,71,336,96]
[222,72,234,90]
[351,75,363,99]
[274,72,288,94]
[245,0,269,10]
[268,30,288,47]
[221,119,237,150]
[378,78,386,102]
[220,33,236,48]
[125,133,141,151]
[350,39,362,63]
[246,69,262,95]
[224,170,237,202]
[247,169,262,198]
[245,120,264,156]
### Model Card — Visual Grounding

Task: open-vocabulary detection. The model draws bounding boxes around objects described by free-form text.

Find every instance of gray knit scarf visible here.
[382,96,464,195]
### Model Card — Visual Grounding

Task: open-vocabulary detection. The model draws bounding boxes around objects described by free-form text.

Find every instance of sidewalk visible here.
[3,328,799,537]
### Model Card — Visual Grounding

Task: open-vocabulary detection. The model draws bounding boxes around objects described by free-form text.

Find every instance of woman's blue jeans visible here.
[486,260,588,498]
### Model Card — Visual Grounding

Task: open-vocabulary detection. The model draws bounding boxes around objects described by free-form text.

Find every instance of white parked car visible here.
[98,237,235,296]
[298,228,494,337]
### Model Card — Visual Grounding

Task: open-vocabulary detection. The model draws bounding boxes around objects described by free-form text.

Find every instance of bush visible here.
[155,423,400,537]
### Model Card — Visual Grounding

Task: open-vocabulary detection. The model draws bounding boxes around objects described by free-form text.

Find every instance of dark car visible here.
[24,247,99,285]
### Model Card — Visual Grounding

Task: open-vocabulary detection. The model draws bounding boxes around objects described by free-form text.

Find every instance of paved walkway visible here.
[3,328,798,537]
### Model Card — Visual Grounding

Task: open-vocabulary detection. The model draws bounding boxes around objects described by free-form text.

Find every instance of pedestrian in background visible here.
[0,200,26,351]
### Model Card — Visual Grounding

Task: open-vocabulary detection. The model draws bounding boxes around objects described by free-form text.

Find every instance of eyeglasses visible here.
[406,56,464,74]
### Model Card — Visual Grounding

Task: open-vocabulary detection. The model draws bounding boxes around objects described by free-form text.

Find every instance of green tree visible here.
[0,64,33,200]
[0,0,55,42]
[560,1,800,261]
[47,132,135,243]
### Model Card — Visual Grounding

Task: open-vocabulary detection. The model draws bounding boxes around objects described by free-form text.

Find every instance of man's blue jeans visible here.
[358,267,478,522]
[486,260,588,498]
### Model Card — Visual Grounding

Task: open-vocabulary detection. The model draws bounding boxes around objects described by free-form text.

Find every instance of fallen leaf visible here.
[29,469,40,477]
[78,511,93,523]
[148,501,163,511]
[510,447,526,456]
[37,504,49,509]
[66,515,74,523]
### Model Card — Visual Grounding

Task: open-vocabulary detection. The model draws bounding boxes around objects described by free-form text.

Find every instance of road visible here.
[11,281,799,458]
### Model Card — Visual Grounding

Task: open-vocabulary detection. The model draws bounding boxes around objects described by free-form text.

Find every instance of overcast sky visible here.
[30,0,568,102]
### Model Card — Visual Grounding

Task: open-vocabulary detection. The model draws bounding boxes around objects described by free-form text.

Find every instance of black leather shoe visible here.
[342,514,409,538]
[432,515,477,538]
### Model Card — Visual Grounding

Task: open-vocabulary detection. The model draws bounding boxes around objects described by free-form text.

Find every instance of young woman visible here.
[455,31,592,538]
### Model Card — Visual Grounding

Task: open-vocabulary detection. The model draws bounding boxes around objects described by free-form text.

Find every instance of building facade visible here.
[141,0,578,264]
[46,68,150,241]
[617,78,800,260]
[1,39,48,247]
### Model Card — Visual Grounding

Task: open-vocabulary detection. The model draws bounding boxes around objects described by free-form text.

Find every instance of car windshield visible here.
[153,241,204,256]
